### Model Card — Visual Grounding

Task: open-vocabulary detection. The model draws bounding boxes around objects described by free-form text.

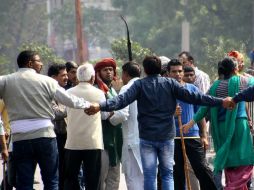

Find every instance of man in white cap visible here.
[63,63,105,190]
[159,56,170,77]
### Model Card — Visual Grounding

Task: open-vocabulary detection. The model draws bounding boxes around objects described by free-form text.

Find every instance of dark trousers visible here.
[174,138,217,190]
[56,133,67,190]
[13,137,59,190]
[63,149,101,190]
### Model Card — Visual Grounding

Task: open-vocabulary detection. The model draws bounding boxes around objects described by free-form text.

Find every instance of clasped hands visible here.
[84,103,100,115]
[222,96,236,110]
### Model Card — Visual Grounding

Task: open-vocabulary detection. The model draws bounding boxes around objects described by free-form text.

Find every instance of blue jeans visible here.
[13,137,59,190]
[140,138,174,190]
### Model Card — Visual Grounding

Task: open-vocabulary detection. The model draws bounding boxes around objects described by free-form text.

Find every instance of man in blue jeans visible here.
[85,55,233,190]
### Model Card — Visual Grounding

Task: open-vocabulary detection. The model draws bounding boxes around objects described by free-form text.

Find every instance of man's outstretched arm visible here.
[85,97,235,115]
[172,79,234,109]
[233,85,254,103]
[85,82,139,115]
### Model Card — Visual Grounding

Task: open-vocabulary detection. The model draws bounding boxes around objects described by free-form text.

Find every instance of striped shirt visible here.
[214,77,248,98]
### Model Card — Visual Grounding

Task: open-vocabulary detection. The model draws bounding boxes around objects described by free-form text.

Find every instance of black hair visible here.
[217,61,223,78]
[184,66,195,73]
[187,55,194,64]
[65,61,78,72]
[178,51,191,58]
[122,61,141,78]
[178,51,195,65]
[17,50,38,68]
[218,57,237,79]
[143,56,161,75]
[167,59,182,72]
[48,63,66,77]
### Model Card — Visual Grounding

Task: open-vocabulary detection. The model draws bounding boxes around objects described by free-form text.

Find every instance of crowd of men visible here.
[0,49,254,190]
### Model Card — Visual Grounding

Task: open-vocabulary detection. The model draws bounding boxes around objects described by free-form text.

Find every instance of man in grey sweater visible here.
[0,50,90,190]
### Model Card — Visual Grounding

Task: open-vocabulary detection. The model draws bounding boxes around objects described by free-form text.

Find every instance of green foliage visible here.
[111,0,254,76]
[0,0,47,46]
[19,42,65,74]
[19,42,65,64]
[0,0,253,78]
[112,0,185,57]
[0,55,11,75]
[84,8,123,48]
[200,36,247,80]
[0,0,48,73]
[111,38,154,64]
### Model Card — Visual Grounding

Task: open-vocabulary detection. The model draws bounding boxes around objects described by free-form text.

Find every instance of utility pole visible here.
[75,0,88,64]
[181,0,190,51]
[182,21,190,52]
[47,0,53,47]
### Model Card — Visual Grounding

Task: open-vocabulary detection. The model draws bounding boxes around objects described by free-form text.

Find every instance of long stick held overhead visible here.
[120,15,133,61]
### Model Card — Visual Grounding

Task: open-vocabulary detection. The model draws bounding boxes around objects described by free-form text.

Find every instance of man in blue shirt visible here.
[85,55,232,190]
[168,59,216,190]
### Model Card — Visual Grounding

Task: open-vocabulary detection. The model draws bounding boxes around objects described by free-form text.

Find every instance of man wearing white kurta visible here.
[64,63,104,190]
[109,62,143,190]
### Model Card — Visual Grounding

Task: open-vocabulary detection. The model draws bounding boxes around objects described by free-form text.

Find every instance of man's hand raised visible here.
[84,103,100,115]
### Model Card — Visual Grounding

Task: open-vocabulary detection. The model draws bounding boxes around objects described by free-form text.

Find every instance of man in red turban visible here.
[94,58,117,94]
[94,58,123,190]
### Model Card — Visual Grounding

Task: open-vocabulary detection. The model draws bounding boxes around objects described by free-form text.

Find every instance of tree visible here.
[201,36,247,80]
[112,0,185,57]
[0,0,48,73]
[19,42,65,74]
[0,55,11,75]
[111,38,153,65]
[111,0,254,77]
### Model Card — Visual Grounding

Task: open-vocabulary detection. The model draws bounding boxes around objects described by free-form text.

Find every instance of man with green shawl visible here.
[94,58,123,190]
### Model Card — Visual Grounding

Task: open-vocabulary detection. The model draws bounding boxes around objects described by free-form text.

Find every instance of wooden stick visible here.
[178,115,192,190]
[3,161,6,190]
